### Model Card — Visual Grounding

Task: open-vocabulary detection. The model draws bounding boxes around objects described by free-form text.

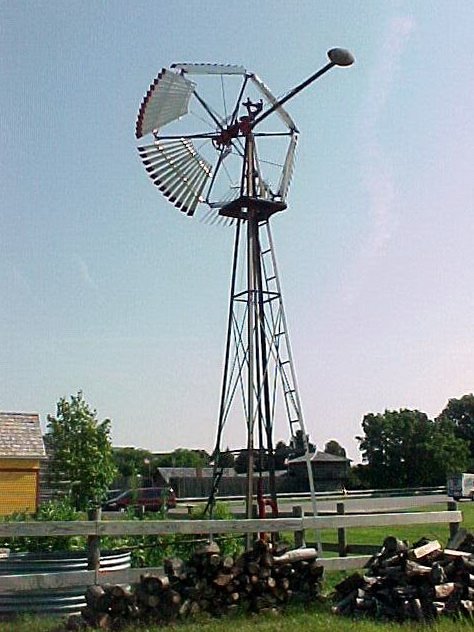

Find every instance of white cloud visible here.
[342,14,415,305]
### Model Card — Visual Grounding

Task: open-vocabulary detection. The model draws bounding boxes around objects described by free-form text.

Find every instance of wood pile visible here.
[332,529,474,622]
[67,540,323,629]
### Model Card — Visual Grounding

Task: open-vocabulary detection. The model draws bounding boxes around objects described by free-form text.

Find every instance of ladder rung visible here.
[266,276,276,282]
[261,248,271,255]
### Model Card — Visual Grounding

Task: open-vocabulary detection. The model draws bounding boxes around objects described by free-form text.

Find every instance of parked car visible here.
[104,489,122,502]
[102,487,177,512]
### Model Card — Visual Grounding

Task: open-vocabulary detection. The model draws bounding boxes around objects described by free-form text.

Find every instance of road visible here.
[280,493,449,514]
[174,493,450,515]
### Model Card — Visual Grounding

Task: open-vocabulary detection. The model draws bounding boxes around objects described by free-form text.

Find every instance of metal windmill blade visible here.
[137,139,212,216]
[135,63,301,219]
[135,69,196,139]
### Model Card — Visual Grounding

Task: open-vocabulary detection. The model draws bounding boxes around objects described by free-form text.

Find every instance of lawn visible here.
[1,500,473,631]
[2,603,474,632]
[311,500,471,554]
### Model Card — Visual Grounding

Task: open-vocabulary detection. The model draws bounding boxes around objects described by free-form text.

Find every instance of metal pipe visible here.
[252,48,354,129]
[252,62,334,127]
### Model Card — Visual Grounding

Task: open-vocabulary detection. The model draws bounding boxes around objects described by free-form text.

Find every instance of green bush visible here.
[0,500,243,564]
[101,502,245,568]
[0,498,85,552]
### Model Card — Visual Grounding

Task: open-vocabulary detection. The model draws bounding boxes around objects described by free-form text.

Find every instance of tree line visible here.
[355,394,474,488]
[44,391,474,510]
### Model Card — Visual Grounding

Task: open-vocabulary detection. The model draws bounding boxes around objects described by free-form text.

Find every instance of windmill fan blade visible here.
[138,139,212,216]
[135,69,196,139]
[250,74,298,132]
[171,63,247,76]
[277,133,298,201]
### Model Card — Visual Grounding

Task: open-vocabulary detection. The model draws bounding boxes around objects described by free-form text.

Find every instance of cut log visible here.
[85,585,107,610]
[141,573,170,592]
[273,548,317,564]
[411,540,442,561]
[443,548,471,559]
[164,557,184,577]
[213,573,234,587]
[196,541,220,555]
[405,560,432,577]
[434,582,460,600]
[382,536,408,555]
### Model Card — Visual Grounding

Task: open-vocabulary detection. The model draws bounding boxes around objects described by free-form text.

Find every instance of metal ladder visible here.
[258,219,319,518]
[258,219,304,438]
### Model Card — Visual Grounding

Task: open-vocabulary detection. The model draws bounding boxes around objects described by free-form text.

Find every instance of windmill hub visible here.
[212,98,264,149]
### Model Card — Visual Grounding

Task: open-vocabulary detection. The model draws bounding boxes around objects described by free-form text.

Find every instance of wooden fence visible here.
[0,502,462,593]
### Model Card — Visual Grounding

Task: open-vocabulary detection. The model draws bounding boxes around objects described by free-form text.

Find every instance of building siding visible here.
[0,412,45,515]
[0,459,40,515]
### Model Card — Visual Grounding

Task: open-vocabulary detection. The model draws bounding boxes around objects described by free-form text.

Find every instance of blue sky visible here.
[1,1,474,461]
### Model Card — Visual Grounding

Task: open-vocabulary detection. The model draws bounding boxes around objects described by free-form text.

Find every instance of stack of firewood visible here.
[332,529,474,622]
[67,540,323,629]
[67,584,139,629]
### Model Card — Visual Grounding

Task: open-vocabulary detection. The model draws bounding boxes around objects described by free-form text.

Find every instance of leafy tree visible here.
[437,394,474,462]
[289,430,316,458]
[234,449,263,474]
[324,440,347,458]
[347,464,371,490]
[155,448,210,468]
[274,440,290,469]
[216,447,235,468]
[46,392,117,510]
[113,447,154,479]
[357,409,469,488]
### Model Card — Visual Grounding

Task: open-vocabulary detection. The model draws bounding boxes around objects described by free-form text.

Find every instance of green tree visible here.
[234,449,262,474]
[113,447,154,479]
[437,394,474,464]
[289,430,316,458]
[46,392,117,510]
[216,447,235,468]
[324,440,347,458]
[274,440,290,469]
[357,408,469,488]
[155,448,210,468]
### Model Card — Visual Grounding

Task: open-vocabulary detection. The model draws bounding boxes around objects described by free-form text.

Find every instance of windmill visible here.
[135,49,354,522]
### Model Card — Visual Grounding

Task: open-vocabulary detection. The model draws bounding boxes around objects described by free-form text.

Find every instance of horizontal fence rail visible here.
[0,511,462,538]
[176,486,447,504]
[0,503,462,594]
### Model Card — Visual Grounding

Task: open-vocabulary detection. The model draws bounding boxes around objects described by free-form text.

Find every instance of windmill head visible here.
[135,52,353,220]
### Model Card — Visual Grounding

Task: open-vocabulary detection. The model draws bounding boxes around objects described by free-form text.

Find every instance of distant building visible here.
[0,412,46,515]
[156,466,288,498]
[287,451,351,491]
[156,467,237,497]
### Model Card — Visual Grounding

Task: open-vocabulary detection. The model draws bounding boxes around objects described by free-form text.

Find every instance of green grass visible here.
[1,501,473,631]
[2,604,474,632]
[310,501,474,554]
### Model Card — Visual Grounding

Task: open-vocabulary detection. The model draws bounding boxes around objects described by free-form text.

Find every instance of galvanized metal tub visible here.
[0,549,131,615]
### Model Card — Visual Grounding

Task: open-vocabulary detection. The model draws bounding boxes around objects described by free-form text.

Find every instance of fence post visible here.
[292,506,306,548]
[337,502,347,557]
[87,507,101,575]
[447,500,459,539]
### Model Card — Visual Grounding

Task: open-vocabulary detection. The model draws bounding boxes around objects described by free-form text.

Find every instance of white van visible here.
[447,473,474,500]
